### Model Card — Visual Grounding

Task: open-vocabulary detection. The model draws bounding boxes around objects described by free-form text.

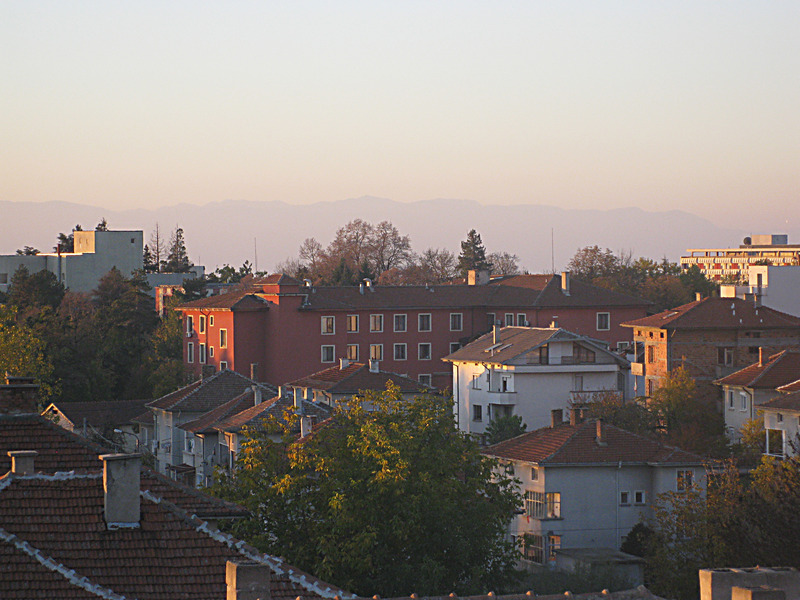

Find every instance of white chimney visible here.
[252,385,262,406]
[301,415,313,438]
[7,450,37,475]
[340,358,350,370]
[369,359,379,373]
[359,282,365,295]
[100,453,141,528]
[561,271,571,296]
[294,390,302,413]
[226,560,271,600]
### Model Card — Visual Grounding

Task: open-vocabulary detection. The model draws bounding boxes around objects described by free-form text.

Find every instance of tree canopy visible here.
[212,385,521,597]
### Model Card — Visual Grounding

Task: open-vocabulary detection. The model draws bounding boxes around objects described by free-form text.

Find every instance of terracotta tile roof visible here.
[178,388,258,434]
[147,370,277,413]
[0,413,247,520]
[0,472,349,600]
[288,362,427,394]
[526,275,652,309]
[484,420,705,465]
[215,395,331,434]
[715,351,800,389]
[778,379,800,393]
[622,297,800,330]
[132,410,154,426]
[42,399,149,431]
[759,391,800,412]
[175,289,271,310]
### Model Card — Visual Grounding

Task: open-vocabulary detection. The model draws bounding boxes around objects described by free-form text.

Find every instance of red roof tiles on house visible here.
[715,351,800,389]
[42,399,150,431]
[622,297,800,330]
[759,391,800,412]
[287,362,426,394]
[484,420,705,465]
[215,395,331,434]
[147,370,276,413]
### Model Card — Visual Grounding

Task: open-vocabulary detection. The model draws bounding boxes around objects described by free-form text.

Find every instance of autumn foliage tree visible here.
[212,385,521,597]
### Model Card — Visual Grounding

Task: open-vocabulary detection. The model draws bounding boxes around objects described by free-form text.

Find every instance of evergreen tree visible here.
[142,245,158,273]
[95,218,109,231]
[457,229,492,278]
[164,227,193,273]
[330,257,355,286]
[54,224,81,253]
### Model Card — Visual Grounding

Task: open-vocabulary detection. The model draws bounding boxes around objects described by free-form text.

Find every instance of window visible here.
[321,316,335,335]
[219,361,227,370]
[677,469,694,492]
[185,435,195,453]
[531,467,538,481]
[370,314,384,332]
[418,374,432,387]
[449,342,462,354]
[647,345,655,363]
[418,343,432,360]
[728,390,735,410]
[522,533,544,564]
[500,374,513,392]
[346,315,359,333]
[209,346,214,358]
[525,491,561,519]
[505,313,514,326]
[472,405,483,422]
[393,314,407,332]
[394,343,407,361]
[573,344,596,363]
[209,316,214,327]
[199,343,206,364]
[418,313,432,332]
[517,313,527,326]
[718,347,734,367]
[472,374,481,390]
[617,341,631,352]
[741,393,748,411]
[321,345,335,363]
[487,313,496,328]
[620,491,630,506]
[347,344,359,361]
[450,313,463,331]
[596,312,610,331]
[186,315,194,336]
[187,342,194,363]
[370,344,383,361]
[528,344,549,365]
[778,413,784,423]
[199,315,206,334]
[219,329,228,348]
[634,490,646,505]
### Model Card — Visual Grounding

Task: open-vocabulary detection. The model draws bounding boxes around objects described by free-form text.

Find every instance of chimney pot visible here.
[300,415,313,438]
[340,358,350,370]
[7,450,37,475]
[569,407,583,426]
[369,359,379,373]
[759,347,765,367]
[696,292,702,302]
[551,409,563,428]
[596,419,607,445]
[252,385,262,406]
[226,560,272,600]
[99,453,142,528]
[250,363,259,381]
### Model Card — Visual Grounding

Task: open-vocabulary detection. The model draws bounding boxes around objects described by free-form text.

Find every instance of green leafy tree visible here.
[0,305,57,401]
[582,392,656,436]
[485,414,527,444]
[147,295,188,396]
[457,229,492,278]
[213,385,521,597]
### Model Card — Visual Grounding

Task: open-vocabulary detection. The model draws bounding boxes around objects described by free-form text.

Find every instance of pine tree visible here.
[457,229,492,278]
[164,227,193,273]
[95,218,109,231]
[142,245,158,273]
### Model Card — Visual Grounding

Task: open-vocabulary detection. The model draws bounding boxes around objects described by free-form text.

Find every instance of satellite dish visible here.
[743,237,752,245]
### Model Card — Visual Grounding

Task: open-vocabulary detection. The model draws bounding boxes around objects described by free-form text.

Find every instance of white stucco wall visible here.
[763,409,800,457]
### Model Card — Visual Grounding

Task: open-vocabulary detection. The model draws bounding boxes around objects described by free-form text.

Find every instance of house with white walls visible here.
[484,412,706,566]
[443,326,630,436]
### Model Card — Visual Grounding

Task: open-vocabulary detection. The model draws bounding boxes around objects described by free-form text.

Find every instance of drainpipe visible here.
[615,461,621,546]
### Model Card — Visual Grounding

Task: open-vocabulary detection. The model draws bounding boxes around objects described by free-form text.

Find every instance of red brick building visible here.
[176,272,651,388]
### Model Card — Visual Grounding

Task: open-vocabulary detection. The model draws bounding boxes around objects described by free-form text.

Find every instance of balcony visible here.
[486,390,516,404]
[569,390,621,403]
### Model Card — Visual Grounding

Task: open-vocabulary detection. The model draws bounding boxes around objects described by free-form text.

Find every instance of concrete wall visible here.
[763,409,800,457]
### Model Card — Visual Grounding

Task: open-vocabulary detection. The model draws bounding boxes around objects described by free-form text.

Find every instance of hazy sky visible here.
[2,2,798,226]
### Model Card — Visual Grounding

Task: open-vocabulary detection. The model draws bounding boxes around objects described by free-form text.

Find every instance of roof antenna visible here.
[551,228,555,274]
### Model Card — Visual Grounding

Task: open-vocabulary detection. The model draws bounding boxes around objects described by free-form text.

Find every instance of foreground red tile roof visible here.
[622,297,800,330]
[42,399,150,431]
[484,420,705,465]
[215,394,331,434]
[0,472,349,600]
[715,350,800,389]
[288,362,427,394]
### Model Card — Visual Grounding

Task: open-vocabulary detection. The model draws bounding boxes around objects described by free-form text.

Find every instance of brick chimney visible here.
[7,450,37,475]
[759,347,765,368]
[561,271,571,296]
[252,385,262,406]
[551,409,563,428]
[250,363,259,381]
[0,375,40,415]
[100,453,141,529]
[595,419,607,446]
[226,560,271,600]
[569,407,583,426]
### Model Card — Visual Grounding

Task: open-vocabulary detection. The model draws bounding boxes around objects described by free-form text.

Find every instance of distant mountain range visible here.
[0,197,783,274]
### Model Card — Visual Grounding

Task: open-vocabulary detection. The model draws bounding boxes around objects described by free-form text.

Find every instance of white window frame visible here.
[634,490,646,505]
[187,342,194,363]
[472,404,483,422]
[619,491,630,506]
[450,313,463,331]
[472,374,481,390]
[418,374,432,387]
[209,346,214,358]
[321,345,335,363]
[740,393,748,411]
[728,390,735,410]
[394,343,407,361]
[394,314,407,332]
[219,361,227,370]
[504,313,514,327]
[346,344,359,361]
[370,314,384,333]
[418,343,432,360]
[346,314,359,333]
[418,313,432,332]
[219,329,228,348]
[186,315,194,336]
[199,315,206,334]
[517,313,526,326]
[209,315,214,327]
[530,467,538,481]
[677,469,694,492]
[321,316,335,335]
[199,343,206,364]
[370,344,383,361]
[596,312,611,331]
